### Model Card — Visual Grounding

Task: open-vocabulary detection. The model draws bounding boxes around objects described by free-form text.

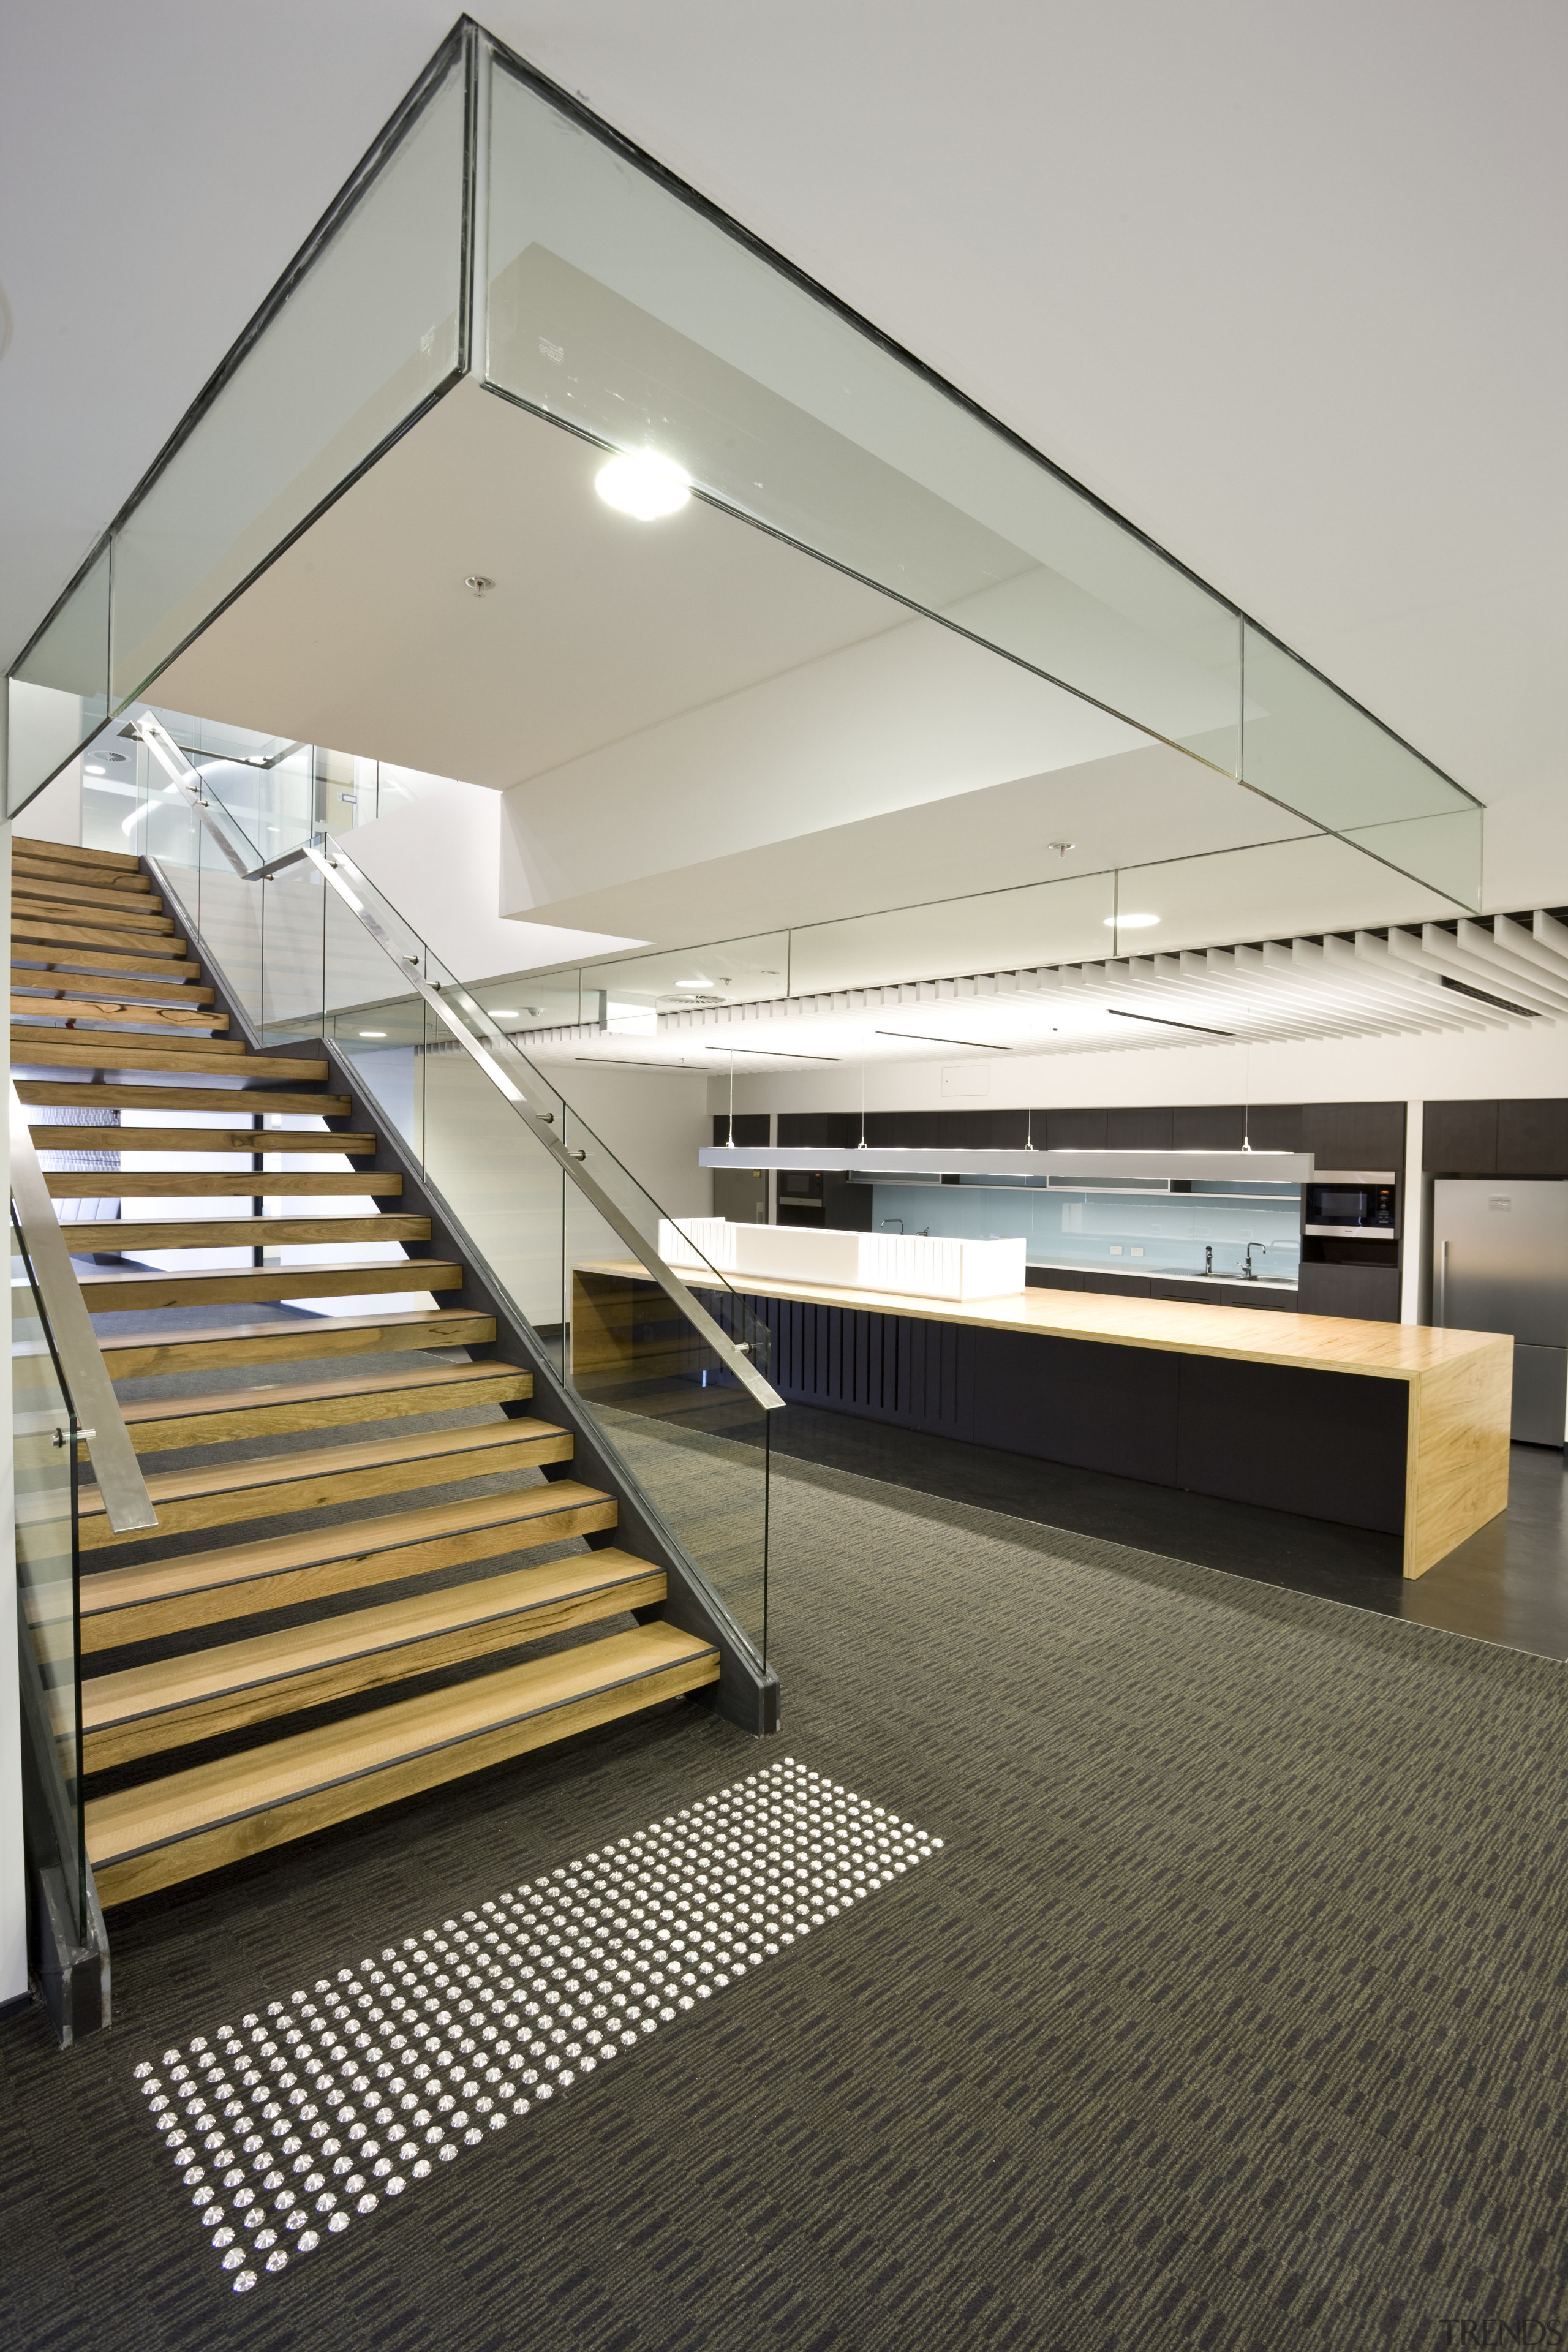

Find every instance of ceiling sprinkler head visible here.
[1047,841,1074,856]
[465,574,496,597]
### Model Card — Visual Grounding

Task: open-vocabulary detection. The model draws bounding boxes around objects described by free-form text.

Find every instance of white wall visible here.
[555,1065,714,1221]
[13,755,82,848]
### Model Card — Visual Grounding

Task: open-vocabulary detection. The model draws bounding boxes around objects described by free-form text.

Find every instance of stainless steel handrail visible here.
[300,842,784,1412]
[124,717,783,1412]
[9,1085,158,1532]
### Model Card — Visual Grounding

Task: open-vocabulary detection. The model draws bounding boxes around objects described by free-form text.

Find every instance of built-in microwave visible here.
[1303,1172,1398,1239]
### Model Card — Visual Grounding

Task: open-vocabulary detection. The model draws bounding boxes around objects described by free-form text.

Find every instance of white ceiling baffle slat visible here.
[1493,913,1568,990]
[1456,919,1568,1011]
[1348,932,1512,1027]
[1327,933,1479,1030]
[1411,925,1565,1018]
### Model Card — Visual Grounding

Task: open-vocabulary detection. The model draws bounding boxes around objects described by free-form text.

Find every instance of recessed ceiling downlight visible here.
[1105,913,1160,929]
[595,451,692,520]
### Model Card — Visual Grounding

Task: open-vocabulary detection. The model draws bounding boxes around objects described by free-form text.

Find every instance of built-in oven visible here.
[1303,1171,1398,1240]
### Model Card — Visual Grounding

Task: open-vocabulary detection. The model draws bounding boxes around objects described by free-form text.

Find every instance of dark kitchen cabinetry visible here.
[1299,1101,1406,1172]
[1422,1101,1498,1175]
[1172,1104,1246,1150]
[1297,1261,1401,1323]
[712,1113,770,1148]
[1106,1106,1173,1150]
[1046,1107,1107,1150]
[1496,1098,1568,1177]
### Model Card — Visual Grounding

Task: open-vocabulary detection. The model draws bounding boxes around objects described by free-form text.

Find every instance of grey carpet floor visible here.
[4,1444,1568,2352]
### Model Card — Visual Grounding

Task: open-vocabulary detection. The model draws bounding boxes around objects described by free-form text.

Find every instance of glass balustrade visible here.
[7,23,1480,910]
[146,772,778,1667]
[12,1208,88,1939]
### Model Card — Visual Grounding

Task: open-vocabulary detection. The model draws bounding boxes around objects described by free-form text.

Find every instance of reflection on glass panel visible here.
[789,873,1118,995]
[485,57,1241,771]
[1109,834,1456,959]
[6,546,111,814]
[1241,624,1477,869]
[109,51,469,704]
[865,1174,1303,1287]
[1342,809,1483,912]
[12,1218,86,1937]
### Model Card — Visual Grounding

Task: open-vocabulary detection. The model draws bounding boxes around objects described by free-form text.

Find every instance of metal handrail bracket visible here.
[9,1086,159,1532]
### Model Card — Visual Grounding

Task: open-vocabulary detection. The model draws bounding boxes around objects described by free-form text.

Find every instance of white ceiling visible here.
[5,3,1565,910]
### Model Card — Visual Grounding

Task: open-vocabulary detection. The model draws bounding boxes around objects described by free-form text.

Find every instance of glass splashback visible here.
[867,1177,1303,1286]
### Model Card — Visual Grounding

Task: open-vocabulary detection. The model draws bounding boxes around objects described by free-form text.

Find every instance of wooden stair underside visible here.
[78,1481,621,1645]
[79,1417,570,1546]
[17,1080,352,1114]
[48,1170,402,1197]
[36,1127,375,1155]
[87,1623,720,1905]
[15,969,217,1006]
[62,1212,428,1250]
[13,995,228,1034]
[79,1551,665,1767]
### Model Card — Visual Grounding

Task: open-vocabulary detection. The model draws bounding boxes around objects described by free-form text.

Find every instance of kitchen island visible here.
[573,1262,1512,1579]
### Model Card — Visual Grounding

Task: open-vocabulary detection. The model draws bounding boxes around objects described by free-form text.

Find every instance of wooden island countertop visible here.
[577,1262,1513,1581]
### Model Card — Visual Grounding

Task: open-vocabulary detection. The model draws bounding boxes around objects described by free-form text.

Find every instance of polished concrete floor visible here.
[761,1404,1568,1663]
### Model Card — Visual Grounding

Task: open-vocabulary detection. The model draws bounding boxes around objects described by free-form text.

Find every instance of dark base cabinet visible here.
[1297,1262,1401,1323]
[717,1289,1408,1537]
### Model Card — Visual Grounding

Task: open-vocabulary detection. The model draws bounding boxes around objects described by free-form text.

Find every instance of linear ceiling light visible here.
[1104,913,1159,929]
[1106,1007,1234,1038]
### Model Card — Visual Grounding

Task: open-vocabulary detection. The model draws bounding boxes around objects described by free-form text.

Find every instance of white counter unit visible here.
[658,1219,1027,1302]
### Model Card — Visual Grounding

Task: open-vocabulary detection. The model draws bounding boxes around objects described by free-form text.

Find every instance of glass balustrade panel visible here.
[11,1215,86,1936]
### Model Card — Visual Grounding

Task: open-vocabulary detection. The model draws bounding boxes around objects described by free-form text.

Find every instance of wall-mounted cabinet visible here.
[1423,1100,1568,1178]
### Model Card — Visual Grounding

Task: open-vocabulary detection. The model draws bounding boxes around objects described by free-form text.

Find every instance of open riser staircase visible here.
[13,837,759,1913]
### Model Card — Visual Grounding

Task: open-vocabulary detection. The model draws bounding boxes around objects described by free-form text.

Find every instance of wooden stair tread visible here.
[98,1306,494,1378]
[77,1260,458,1311]
[78,1480,616,1626]
[15,838,141,871]
[87,1623,719,1900]
[17,1081,352,1114]
[48,1170,402,1198]
[83,1417,566,1513]
[12,892,172,933]
[37,1127,374,1155]
[109,1363,532,1453]
[15,1016,242,1051]
[118,1360,530,1428]
[10,873,159,914]
[15,969,215,1006]
[13,995,227,1032]
[65,1212,428,1249]
[80,1551,663,1738]
[13,1035,330,1080]
[10,917,187,956]
[14,851,150,884]
[10,945,205,981]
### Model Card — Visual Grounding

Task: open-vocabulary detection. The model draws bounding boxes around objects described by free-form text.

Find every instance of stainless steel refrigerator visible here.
[1433,1178,1568,1445]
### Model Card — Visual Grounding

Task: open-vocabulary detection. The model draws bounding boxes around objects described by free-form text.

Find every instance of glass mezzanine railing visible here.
[120,726,782,1675]
[7,19,1480,915]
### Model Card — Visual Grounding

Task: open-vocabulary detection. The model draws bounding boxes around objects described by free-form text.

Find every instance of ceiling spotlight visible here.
[491,1009,520,1019]
[85,763,105,776]
[1105,913,1159,929]
[595,451,692,521]
[358,1030,386,1038]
